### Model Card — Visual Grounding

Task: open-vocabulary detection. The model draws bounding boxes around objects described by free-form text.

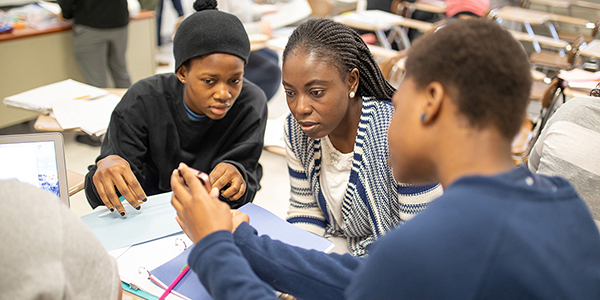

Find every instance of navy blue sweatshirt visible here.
[189,167,600,299]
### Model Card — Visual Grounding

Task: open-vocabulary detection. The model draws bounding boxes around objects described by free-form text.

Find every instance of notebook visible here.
[0,133,70,206]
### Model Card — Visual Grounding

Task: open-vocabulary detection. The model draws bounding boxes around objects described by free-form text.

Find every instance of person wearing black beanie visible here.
[84,0,267,216]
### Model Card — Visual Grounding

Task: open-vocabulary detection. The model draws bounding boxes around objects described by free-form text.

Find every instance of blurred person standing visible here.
[58,0,132,88]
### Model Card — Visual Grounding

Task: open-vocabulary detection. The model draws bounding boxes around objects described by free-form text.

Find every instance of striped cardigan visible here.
[285,97,443,256]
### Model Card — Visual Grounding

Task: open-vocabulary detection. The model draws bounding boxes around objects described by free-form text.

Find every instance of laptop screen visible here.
[0,133,69,206]
[0,140,61,197]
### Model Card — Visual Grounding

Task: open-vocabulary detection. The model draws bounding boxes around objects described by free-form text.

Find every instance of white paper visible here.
[37,1,62,15]
[114,233,192,299]
[51,93,120,135]
[264,115,286,149]
[261,0,312,29]
[339,10,405,27]
[3,79,109,113]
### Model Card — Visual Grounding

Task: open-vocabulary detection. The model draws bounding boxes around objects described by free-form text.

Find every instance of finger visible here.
[231,180,246,201]
[197,172,212,191]
[97,176,126,215]
[211,173,229,191]
[123,172,147,203]
[112,174,141,210]
[220,179,240,199]
[170,186,184,213]
[178,164,211,199]
[93,180,115,212]
[209,167,227,190]
[171,169,192,202]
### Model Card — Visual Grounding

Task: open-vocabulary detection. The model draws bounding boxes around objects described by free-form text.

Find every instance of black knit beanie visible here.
[173,0,250,72]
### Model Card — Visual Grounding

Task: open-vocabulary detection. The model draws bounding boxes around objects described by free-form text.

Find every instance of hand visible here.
[92,155,147,216]
[171,163,233,244]
[209,162,247,201]
[230,210,249,233]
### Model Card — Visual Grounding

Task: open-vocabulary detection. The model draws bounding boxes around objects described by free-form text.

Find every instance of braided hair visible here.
[283,19,396,100]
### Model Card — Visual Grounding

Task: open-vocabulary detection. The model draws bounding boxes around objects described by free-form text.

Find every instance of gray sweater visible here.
[529,96,600,221]
[0,180,120,300]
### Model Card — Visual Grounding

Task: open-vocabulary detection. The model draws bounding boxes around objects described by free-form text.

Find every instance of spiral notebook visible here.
[113,203,334,299]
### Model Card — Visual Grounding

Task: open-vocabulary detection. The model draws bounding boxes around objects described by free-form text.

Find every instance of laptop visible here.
[0,132,70,206]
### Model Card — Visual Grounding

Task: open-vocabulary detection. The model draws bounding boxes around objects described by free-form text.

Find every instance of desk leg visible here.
[376,29,392,49]
[391,26,411,50]
[524,22,542,53]
[546,23,565,56]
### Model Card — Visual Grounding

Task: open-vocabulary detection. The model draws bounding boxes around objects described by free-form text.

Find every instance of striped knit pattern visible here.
[286,97,443,256]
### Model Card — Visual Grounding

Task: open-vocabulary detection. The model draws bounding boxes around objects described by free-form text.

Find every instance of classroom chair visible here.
[529,36,585,75]
[512,77,565,165]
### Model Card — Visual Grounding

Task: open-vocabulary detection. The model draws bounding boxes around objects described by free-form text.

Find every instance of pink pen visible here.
[158,265,190,300]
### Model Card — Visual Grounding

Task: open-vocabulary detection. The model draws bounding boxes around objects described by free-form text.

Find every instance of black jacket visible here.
[84,73,268,209]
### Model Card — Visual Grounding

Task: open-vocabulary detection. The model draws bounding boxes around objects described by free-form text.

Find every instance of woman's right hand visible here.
[92,155,147,216]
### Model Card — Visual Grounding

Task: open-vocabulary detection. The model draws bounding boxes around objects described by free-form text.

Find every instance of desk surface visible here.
[333,11,434,31]
[0,10,155,43]
[496,6,550,24]
[529,0,572,8]
[581,40,600,58]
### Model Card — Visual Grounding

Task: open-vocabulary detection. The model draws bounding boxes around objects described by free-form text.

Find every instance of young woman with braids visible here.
[281,18,442,255]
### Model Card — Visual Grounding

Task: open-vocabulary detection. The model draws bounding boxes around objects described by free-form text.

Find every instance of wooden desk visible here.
[580,40,600,59]
[67,169,85,196]
[528,0,572,8]
[0,11,156,129]
[508,29,569,49]
[333,10,433,49]
[494,6,565,54]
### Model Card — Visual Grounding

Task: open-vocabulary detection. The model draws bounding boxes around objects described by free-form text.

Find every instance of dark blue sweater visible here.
[189,167,600,299]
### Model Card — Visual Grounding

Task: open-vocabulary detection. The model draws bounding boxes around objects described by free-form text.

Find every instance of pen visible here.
[158,264,190,300]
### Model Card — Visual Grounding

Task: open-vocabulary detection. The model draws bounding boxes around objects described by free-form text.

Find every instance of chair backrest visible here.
[391,0,409,16]
[592,19,600,39]
[567,36,585,67]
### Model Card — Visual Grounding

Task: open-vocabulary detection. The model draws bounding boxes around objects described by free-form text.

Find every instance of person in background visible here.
[0,180,121,300]
[84,0,267,216]
[170,19,600,300]
[156,0,185,46]
[445,0,490,18]
[529,88,600,226]
[58,0,131,89]
[218,0,282,101]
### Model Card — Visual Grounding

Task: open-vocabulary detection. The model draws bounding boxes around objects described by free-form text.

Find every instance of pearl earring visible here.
[182,79,186,83]
[349,91,355,98]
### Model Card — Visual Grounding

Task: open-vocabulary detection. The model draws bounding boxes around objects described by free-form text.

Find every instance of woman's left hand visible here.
[171,163,232,244]
[209,162,247,201]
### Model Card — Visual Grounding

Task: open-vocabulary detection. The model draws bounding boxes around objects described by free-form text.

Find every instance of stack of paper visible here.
[559,69,600,91]
[3,79,109,113]
[52,93,120,136]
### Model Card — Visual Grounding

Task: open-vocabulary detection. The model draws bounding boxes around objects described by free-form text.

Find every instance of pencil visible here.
[73,94,91,100]
[158,265,190,300]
